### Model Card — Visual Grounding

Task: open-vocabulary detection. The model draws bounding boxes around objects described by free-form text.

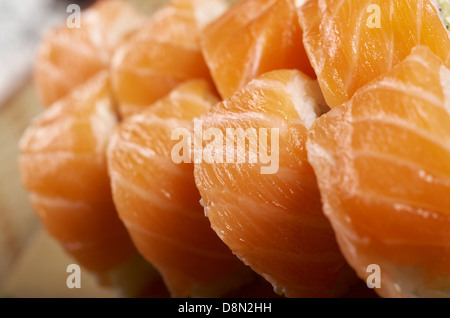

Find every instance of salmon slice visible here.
[107,80,254,297]
[111,0,227,119]
[193,69,357,298]
[307,46,450,298]
[298,0,450,108]
[19,72,162,296]
[34,0,144,107]
[201,0,315,100]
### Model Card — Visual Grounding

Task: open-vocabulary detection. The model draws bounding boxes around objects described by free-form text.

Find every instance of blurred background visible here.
[0,0,170,298]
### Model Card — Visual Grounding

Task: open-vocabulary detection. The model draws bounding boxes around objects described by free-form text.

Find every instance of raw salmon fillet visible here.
[307,46,450,298]
[111,0,227,119]
[34,0,144,107]
[19,72,162,296]
[201,0,315,100]
[298,0,450,108]
[107,80,254,297]
[194,69,356,298]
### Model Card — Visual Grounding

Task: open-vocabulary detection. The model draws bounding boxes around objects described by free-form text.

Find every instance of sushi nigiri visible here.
[19,72,163,297]
[111,0,228,118]
[107,79,255,297]
[298,0,450,108]
[200,0,315,100]
[307,46,450,298]
[194,69,356,297]
[34,0,144,107]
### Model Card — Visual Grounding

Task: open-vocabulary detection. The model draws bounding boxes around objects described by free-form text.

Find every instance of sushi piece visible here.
[19,72,163,297]
[107,79,254,297]
[307,46,450,298]
[34,0,144,107]
[200,0,315,100]
[111,0,228,118]
[194,69,356,298]
[298,0,450,108]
